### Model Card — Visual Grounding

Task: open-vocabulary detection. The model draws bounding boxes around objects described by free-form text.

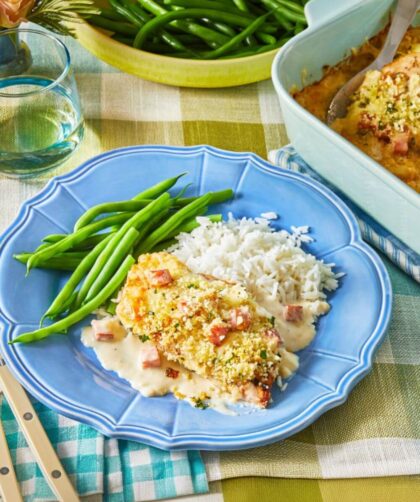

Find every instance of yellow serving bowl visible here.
[74,7,279,88]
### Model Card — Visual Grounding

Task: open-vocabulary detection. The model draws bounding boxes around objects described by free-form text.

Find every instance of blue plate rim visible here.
[0,145,393,450]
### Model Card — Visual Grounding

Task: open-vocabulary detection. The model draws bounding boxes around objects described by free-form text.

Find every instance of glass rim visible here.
[0,28,71,98]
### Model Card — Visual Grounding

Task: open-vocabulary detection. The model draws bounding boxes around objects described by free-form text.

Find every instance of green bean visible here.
[15,251,88,263]
[260,0,292,29]
[274,4,306,23]
[111,33,132,45]
[26,213,135,273]
[176,34,200,44]
[84,227,139,303]
[151,238,177,252]
[135,206,171,243]
[135,193,212,254]
[11,256,135,344]
[177,188,233,206]
[134,8,275,48]
[42,231,116,252]
[200,19,237,38]
[74,193,171,309]
[220,36,290,58]
[166,213,222,240]
[294,21,305,35]
[42,233,67,243]
[74,200,150,231]
[41,234,115,322]
[113,35,182,52]
[13,255,83,272]
[113,0,192,53]
[132,172,186,200]
[100,7,127,21]
[232,0,250,13]
[105,299,118,315]
[89,15,138,36]
[256,31,276,45]
[109,0,144,26]
[74,232,116,251]
[73,184,228,234]
[202,13,269,59]
[34,242,51,252]
[173,182,193,202]
[42,225,118,249]
[122,0,152,23]
[73,173,187,231]
[275,0,305,14]
[163,0,253,18]
[136,0,229,47]
[245,35,257,47]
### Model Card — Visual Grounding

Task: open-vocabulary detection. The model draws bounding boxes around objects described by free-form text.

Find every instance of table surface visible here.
[1,31,420,502]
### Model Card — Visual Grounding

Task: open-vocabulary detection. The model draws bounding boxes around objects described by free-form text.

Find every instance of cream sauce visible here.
[82,327,237,414]
[82,297,328,413]
[258,298,330,353]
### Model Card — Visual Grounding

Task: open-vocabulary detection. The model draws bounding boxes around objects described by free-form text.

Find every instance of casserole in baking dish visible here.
[272,0,420,253]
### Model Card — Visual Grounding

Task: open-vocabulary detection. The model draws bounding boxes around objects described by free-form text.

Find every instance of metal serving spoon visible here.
[327,0,419,125]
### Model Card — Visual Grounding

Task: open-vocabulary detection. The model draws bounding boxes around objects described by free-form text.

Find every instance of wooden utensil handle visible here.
[0,416,23,502]
[0,359,79,502]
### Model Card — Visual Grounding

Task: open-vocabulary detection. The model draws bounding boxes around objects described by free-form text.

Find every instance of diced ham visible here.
[358,112,374,131]
[177,300,189,314]
[95,332,114,342]
[92,317,125,342]
[145,269,173,287]
[140,345,161,368]
[230,307,251,330]
[283,305,303,322]
[209,324,230,346]
[264,328,284,347]
[165,367,179,379]
[392,132,410,155]
[256,385,271,408]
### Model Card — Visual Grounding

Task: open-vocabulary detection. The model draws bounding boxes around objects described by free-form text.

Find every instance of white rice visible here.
[170,214,341,305]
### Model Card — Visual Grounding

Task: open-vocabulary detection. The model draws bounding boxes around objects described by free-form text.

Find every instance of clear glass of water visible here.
[0,29,84,177]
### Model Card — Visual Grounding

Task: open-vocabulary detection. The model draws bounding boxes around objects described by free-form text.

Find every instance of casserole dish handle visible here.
[305,0,364,28]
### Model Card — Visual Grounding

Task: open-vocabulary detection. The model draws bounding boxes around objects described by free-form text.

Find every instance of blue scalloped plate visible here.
[0,145,392,451]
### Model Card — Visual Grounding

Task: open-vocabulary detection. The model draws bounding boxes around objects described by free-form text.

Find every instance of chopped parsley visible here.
[193,398,208,410]
[260,350,267,360]
[269,316,275,327]
[187,283,198,289]
[148,311,155,316]
[139,335,150,342]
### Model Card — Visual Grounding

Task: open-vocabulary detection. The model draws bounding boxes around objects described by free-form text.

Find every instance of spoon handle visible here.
[373,0,419,68]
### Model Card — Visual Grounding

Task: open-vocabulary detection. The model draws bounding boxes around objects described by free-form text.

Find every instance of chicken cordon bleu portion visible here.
[116,251,294,407]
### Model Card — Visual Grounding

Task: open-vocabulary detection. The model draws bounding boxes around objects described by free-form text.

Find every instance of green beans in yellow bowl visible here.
[74,0,308,87]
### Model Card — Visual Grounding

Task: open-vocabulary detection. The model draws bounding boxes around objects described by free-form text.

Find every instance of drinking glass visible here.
[0,29,84,177]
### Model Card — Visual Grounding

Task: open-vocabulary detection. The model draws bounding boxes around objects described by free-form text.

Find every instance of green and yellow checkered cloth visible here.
[1,31,419,501]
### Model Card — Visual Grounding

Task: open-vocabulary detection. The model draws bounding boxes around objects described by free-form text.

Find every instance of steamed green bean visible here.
[11,256,135,344]
[90,0,307,59]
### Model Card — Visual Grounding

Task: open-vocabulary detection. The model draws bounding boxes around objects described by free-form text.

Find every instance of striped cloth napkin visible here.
[0,396,208,501]
[268,146,420,283]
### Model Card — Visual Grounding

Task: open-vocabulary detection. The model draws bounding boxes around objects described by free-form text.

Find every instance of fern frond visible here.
[28,0,100,36]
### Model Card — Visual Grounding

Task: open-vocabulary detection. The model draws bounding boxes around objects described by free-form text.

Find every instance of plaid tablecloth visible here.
[1,30,420,502]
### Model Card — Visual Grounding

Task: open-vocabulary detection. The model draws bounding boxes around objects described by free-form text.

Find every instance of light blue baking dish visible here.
[272,0,420,254]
